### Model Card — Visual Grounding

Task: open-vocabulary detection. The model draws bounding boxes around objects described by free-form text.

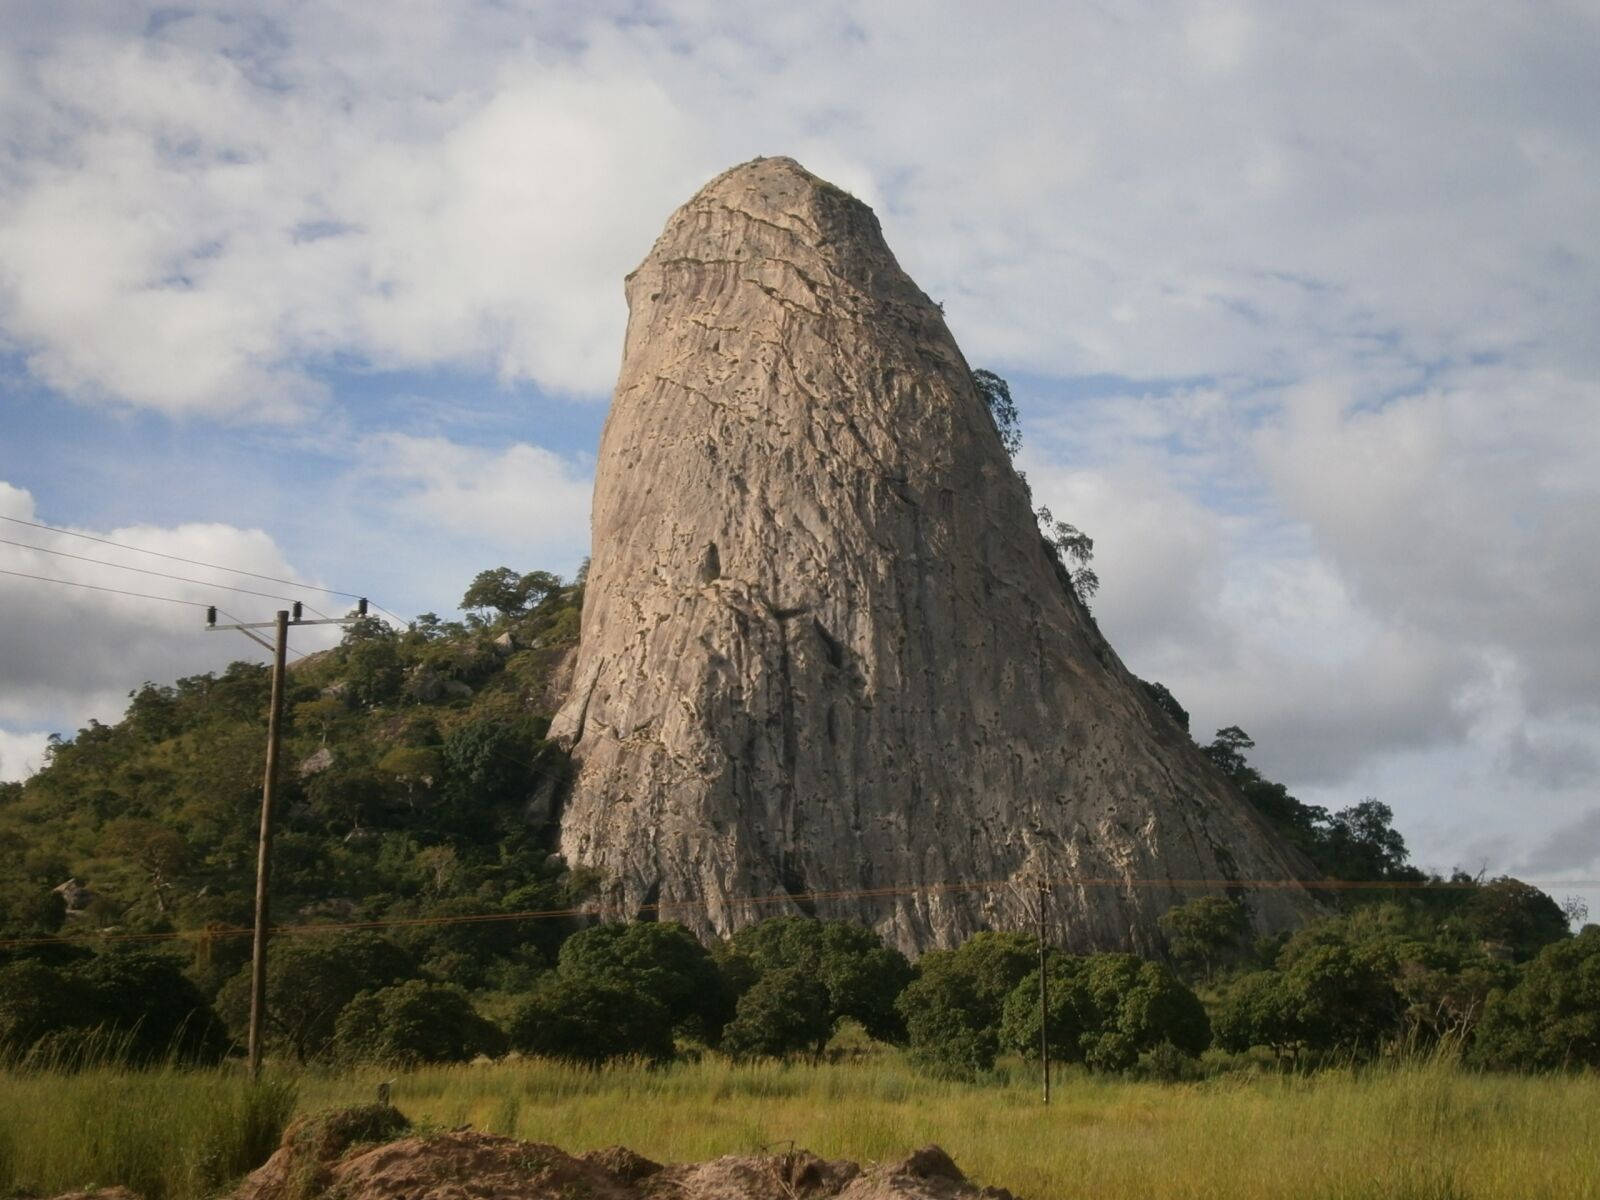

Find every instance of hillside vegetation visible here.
[0,567,1592,1082]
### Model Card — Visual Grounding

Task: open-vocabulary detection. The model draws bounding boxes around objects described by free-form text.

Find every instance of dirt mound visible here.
[227,1106,1014,1200]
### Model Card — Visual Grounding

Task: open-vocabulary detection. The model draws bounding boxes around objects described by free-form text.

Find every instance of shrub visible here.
[332,980,504,1065]
[508,976,673,1065]
[720,967,832,1061]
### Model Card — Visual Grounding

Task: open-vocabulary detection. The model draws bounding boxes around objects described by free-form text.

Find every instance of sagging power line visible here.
[0,513,408,625]
[0,535,330,609]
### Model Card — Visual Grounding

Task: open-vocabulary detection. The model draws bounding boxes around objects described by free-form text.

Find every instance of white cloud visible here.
[354,433,593,571]
[2,3,1595,415]
[0,481,342,744]
[0,729,51,783]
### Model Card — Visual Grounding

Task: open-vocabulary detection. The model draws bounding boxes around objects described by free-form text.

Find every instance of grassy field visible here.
[1,1056,1596,1200]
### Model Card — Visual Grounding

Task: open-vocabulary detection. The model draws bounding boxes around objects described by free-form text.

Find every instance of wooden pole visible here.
[247,610,289,1078]
[1038,876,1050,1105]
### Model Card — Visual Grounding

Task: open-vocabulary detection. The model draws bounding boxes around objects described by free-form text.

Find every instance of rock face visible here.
[551,156,1317,955]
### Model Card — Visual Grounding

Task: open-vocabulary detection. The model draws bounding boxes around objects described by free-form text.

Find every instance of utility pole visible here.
[1038,875,1051,1106]
[207,599,367,1077]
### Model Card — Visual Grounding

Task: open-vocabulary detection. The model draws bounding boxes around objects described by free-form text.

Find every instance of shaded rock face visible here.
[551,156,1317,955]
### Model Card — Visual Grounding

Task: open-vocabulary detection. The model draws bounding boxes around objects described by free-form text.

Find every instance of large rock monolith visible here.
[550,156,1317,954]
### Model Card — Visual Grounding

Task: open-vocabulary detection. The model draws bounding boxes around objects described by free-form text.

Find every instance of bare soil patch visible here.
[223,1106,1016,1200]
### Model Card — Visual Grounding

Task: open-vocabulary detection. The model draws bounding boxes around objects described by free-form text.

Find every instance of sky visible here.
[1,2,1596,915]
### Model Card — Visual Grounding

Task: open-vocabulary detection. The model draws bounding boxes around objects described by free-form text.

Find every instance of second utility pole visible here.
[1038,875,1050,1106]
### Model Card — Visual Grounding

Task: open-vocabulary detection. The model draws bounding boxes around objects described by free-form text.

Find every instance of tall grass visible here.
[1,1055,1595,1199]
[299,1055,1600,1200]
[0,1063,295,1200]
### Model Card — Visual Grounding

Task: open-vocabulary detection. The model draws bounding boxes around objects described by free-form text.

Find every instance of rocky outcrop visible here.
[551,156,1318,955]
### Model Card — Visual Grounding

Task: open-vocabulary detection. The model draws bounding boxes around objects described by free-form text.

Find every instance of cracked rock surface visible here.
[551,156,1318,955]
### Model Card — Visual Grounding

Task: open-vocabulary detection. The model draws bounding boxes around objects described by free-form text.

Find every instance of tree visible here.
[897,932,1037,1076]
[725,916,912,1043]
[376,746,443,810]
[559,922,732,1044]
[972,369,1021,458]
[508,975,673,1064]
[1452,877,1569,962]
[442,718,535,808]
[70,951,230,1065]
[1036,506,1099,603]
[997,955,1082,1066]
[215,933,416,1063]
[337,619,404,707]
[1319,800,1414,882]
[998,953,1209,1073]
[1213,970,1300,1060]
[720,967,834,1061]
[461,569,563,619]
[1159,896,1251,980]
[104,818,190,915]
[0,953,228,1067]
[332,980,503,1065]
[1203,726,1256,779]
[1472,926,1600,1070]
[0,959,96,1063]
[1138,679,1190,733]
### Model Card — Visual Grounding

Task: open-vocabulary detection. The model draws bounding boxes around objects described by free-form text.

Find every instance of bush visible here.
[1472,926,1600,1070]
[724,916,912,1043]
[559,921,732,1043]
[0,953,228,1067]
[332,980,504,1065]
[897,932,1037,1077]
[999,953,1209,1073]
[508,975,673,1065]
[720,967,832,1061]
[215,933,416,1063]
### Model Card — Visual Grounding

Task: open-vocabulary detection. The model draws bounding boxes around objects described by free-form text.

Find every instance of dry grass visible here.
[1,1056,1595,1199]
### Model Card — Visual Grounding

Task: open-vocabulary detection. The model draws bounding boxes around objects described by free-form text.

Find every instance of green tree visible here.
[1213,970,1301,1060]
[71,951,230,1065]
[1036,506,1099,603]
[1138,678,1190,733]
[0,959,96,1063]
[1472,926,1600,1070]
[720,967,833,1061]
[559,922,732,1043]
[998,953,1208,1073]
[897,931,1037,1076]
[725,916,912,1043]
[103,818,191,915]
[1452,877,1570,962]
[1159,896,1251,980]
[332,979,503,1065]
[972,369,1021,458]
[461,568,562,619]
[215,933,416,1063]
[508,975,673,1065]
[337,619,404,707]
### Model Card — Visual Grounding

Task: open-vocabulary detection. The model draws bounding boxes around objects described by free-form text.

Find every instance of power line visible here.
[0,566,210,609]
[0,536,325,608]
[3,873,1594,952]
[0,572,324,659]
[0,513,407,625]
